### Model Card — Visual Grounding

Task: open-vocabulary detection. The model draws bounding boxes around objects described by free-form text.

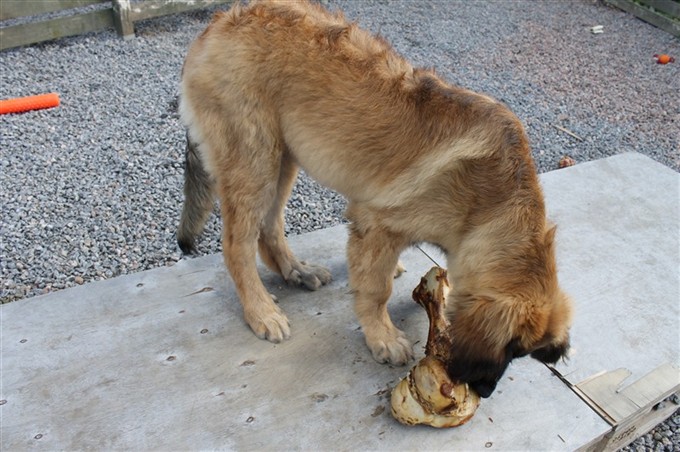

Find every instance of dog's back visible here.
[180,0,524,207]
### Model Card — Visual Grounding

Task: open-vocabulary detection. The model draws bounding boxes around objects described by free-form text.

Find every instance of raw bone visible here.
[390,267,481,427]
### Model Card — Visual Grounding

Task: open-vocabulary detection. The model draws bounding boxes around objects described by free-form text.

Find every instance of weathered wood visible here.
[111,0,134,39]
[606,0,680,36]
[622,364,680,409]
[579,388,679,452]
[0,9,113,51]
[601,397,680,452]
[578,368,638,424]
[641,0,680,19]
[0,0,105,21]
[128,0,231,22]
[575,365,679,425]
[0,0,231,48]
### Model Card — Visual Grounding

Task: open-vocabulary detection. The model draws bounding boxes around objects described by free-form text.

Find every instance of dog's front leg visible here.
[347,219,413,366]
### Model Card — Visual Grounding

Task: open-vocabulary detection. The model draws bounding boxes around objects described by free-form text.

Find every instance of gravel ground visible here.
[1,0,678,449]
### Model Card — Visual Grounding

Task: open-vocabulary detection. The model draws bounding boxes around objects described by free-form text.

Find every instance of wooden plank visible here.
[0,0,231,46]
[111,0,134,39]
[621,363,680,408]
[128,0,231,22]
[576,365,680,424]
[545,365,617,425]
[605,397,680,451]
[0,0,105,21]
[641,0,680,19]
[580,392,679,452]
[0,8,113,50]
[606,0,680,36]
[577,369,639,423]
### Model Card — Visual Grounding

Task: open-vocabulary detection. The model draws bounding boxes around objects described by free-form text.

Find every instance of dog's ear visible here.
[531,289,572,364]
[444,294,519,398]
[530,336,570,363]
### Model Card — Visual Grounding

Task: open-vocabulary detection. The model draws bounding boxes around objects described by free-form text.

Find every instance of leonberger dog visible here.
[177,0,573,397]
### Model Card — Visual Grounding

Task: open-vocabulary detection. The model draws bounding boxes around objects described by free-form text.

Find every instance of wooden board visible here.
[113,0,231,39]
[128,0,232,22]
[642,0,680,18]
[606,0,680,36]
[0,0,105,21]
[0,9,113,50]
[0,0,231,49]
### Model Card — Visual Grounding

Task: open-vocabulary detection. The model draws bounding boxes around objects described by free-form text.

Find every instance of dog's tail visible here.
[177,133,214,254]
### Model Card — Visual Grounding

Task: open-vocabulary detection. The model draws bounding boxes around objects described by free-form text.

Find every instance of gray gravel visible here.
[0,0,678,449]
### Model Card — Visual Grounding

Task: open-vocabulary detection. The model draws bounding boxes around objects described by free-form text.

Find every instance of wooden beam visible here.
[575,364,680,452]
[0,8,113,50]
[0,0,105,21]
[640,0,680,19]
[128,0,231,22]
[606,0,680,37]
[0,0,232,47]
[111,0,134,39]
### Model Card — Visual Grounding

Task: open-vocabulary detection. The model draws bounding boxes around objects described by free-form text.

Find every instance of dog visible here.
[177,0,573,398]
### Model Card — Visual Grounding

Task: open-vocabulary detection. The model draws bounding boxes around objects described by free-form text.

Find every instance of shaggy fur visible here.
[177,0,573,397]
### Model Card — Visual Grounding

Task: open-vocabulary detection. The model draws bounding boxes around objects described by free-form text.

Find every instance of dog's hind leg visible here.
[177,133,215,254]
[347,206,413,365]
[258,153,332,290]
[215,153,293,343]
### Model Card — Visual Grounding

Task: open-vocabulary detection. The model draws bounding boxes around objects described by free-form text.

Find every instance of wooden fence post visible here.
[112,0,134,39]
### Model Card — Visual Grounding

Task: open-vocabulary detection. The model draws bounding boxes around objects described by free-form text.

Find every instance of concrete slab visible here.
[2,153,678,450]
[543,153,679,388]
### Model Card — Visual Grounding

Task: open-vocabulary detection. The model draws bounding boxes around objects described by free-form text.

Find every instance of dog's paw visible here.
[286,261,332,291]
[244,298,291,343]
[366,328,413,366]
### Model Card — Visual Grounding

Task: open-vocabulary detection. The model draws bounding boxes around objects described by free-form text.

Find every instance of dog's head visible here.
[443,226,573,398]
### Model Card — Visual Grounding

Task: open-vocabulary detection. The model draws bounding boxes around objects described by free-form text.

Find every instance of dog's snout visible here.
[470,379,499,399]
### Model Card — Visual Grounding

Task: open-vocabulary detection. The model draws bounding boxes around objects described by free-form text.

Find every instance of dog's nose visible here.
[470,379,498,398]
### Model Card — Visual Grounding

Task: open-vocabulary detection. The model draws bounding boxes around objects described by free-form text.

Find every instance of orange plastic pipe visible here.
[0,93,60,114]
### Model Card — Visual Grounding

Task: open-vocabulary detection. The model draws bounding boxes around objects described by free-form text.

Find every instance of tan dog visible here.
[177,0,573,397]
